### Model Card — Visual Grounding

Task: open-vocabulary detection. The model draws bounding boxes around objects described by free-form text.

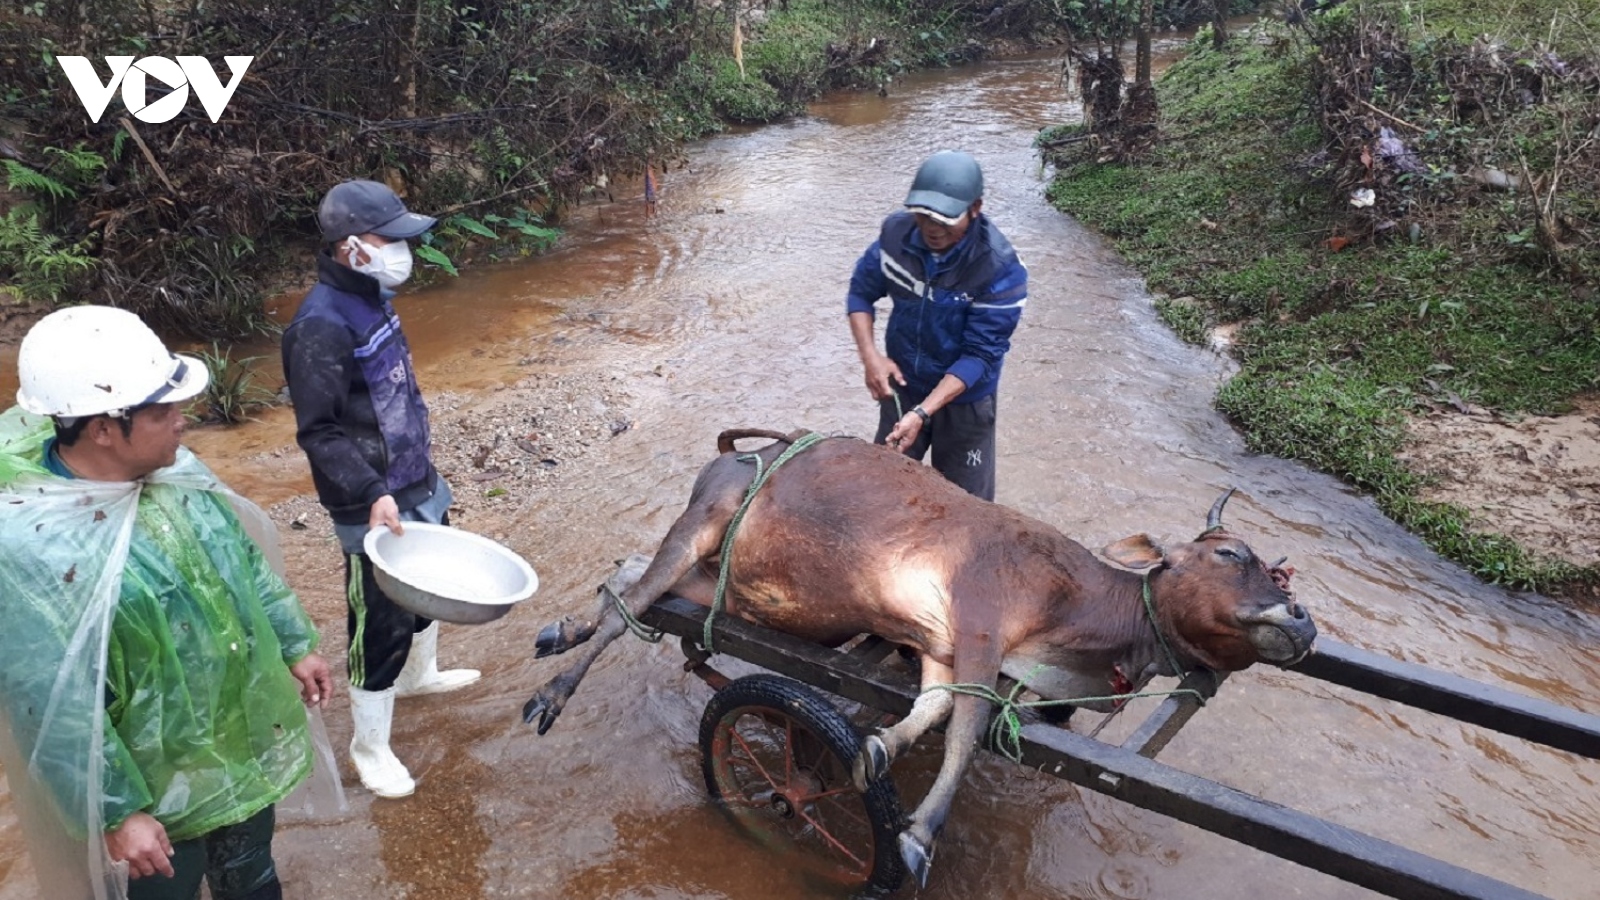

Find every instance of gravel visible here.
[261,369,635,560]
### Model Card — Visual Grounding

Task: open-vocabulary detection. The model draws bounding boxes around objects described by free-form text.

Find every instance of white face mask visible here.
[345,235,414,288]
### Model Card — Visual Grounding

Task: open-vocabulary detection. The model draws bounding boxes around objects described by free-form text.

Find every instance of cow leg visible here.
[895,688,984,886]
[896,688,990,888]
[853,656,954,792]
[897,620,1001,888]
[521,600,645,734]
[534,555,652,658]
[522,539,714,733]
[522,472,747,734]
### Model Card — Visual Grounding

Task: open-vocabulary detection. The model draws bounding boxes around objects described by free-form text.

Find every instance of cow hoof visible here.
[534,621,568,659]
[853,734,889,792]
[520,693,563,735]
[897,831,934,888]
[534,621,566,656]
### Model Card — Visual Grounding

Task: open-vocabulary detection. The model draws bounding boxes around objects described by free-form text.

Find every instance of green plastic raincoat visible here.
[0,407,322,899]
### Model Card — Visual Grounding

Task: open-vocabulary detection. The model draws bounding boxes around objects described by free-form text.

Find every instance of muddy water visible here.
[5,43,1600,900]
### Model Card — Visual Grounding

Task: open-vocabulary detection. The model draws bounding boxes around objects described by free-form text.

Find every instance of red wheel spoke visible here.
[783,716,797,784]
[719,793,773,809]
[729,723,785,791]
[819,796,872,831]
[793,785,859,804]
[793,804,869,871]
[707,694,896,891]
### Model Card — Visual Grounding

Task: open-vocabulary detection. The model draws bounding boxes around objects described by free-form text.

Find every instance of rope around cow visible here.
[927,571,1212,763]
[605,431,828,648]
[935,554,1299,761]
[706,431,829,652]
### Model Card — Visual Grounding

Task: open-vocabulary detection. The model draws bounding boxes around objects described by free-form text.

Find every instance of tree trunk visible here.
[399,0,424,120]
[1212,0,1229,49]
[1135,0,1155,88]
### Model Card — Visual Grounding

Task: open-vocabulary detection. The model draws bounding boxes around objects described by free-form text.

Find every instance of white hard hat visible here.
[16,306,209,418]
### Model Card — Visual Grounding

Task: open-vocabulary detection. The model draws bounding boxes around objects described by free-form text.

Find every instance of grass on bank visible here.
[1045,3,1600,594]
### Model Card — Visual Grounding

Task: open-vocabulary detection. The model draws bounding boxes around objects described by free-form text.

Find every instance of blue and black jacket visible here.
[282,253,437,526]
[846,211,1028,403]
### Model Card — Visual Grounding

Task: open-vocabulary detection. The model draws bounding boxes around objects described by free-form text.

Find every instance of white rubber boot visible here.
[348,686,415,799]
[394,623,481,698]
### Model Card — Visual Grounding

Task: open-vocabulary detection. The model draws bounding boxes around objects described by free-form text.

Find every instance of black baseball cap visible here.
[317,179,437,243]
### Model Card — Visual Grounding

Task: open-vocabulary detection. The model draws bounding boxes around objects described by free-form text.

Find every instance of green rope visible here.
[608,582,665,644]
[1141,569,1191,681]
[926,572,1204,763]
[704,431,828,653]
[931,678,1206,764]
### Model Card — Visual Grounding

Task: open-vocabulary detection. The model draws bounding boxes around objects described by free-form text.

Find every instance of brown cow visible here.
[524,429,1317,887]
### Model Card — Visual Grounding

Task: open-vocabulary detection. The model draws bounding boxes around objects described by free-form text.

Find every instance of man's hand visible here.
[885,412,924,452]
[289,653,332,707]
[861,353,906,402]
[368,494,403,535]
[106,812,174,880]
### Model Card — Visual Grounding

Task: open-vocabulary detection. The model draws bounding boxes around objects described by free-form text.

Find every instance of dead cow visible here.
[524,429,1317,887]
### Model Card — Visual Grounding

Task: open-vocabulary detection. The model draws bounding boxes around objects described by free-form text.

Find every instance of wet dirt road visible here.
[4,45,1599,900]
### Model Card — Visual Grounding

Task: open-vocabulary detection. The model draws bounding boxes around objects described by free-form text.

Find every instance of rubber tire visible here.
[699,673,907,896]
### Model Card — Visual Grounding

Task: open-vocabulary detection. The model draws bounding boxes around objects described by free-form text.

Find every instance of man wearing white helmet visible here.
[0,306,333,900]
[281,179,477,800]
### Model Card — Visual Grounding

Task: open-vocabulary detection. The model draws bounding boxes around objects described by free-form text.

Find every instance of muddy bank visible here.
[1401,398,1600,570]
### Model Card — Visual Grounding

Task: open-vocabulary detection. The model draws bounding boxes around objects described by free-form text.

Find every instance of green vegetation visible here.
[0,0,1084,336]
[0,147,102,303]
[194,342,276,426]
[1045,1,1599,593]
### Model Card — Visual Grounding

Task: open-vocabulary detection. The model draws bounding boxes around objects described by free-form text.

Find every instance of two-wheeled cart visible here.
[629,581,1599,899]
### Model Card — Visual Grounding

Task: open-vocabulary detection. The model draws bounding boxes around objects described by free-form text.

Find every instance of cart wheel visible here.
[700,673,907,895]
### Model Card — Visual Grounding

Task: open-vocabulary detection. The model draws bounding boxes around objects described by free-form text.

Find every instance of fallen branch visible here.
[432,179,552,217]
[1359,99,1426,133]
[118,117,178,195]
[1038,133,1093,149]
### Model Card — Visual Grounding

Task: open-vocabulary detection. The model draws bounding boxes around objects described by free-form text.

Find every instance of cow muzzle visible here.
[1245,602,1317,665]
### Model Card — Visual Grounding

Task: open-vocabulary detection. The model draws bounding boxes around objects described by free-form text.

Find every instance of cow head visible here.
[1101,489,1317,672]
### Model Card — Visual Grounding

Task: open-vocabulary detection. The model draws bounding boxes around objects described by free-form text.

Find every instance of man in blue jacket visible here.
[846,150,1028,501]
[282,180,479,800]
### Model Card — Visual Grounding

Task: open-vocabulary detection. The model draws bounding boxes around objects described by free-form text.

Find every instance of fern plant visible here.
[0,208,94,302]
[0,144,106,302]
[3,159,73,200]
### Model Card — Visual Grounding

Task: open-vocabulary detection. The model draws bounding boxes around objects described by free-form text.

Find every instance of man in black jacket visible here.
[282,180,478,800]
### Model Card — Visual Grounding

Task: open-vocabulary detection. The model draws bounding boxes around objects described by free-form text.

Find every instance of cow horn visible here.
[1205,487,1237,533]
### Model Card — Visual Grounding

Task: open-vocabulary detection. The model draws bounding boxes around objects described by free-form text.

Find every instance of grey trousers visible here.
[874,391,997,501]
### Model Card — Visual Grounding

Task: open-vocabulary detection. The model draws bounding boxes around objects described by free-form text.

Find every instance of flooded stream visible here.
[3,42,1598,900]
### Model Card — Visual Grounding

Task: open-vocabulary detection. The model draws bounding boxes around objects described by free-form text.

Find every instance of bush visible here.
[709,59,790,123]
[194,342,276,425]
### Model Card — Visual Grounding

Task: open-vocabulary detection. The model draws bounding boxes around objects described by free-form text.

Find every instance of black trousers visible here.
[344,552,433,691]
[875,391,998,501]
[125,805,280,900]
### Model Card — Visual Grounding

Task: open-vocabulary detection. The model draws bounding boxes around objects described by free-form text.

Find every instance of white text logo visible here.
[56,56,252,124]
